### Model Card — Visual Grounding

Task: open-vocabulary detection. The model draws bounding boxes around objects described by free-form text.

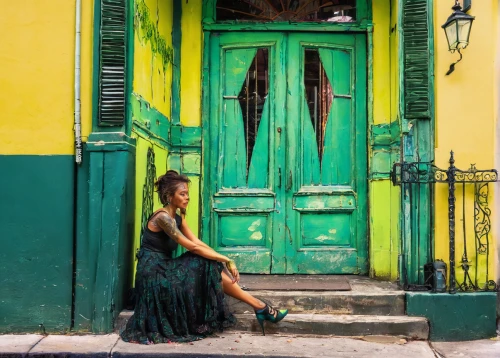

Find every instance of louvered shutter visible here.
[402,0,431,120]
[98,0,127,126]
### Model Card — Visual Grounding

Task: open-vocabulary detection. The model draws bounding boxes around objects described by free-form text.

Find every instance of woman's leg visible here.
[221,271,265,310]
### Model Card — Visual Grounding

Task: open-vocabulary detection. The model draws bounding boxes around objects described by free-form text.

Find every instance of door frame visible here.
[200,11,374,275]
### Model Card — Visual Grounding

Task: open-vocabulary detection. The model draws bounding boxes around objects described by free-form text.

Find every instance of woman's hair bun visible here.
[154,170,191,205]
[165,170,179,177]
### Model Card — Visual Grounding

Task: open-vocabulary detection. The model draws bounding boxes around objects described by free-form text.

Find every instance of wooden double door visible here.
[203,32,367,274]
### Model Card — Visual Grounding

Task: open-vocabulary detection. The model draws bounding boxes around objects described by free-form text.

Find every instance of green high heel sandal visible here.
[254,304,288,336]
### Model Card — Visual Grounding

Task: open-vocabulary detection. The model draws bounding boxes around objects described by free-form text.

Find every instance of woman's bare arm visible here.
[154,212,230,263]
[155,212,240,283]
[179,217,211,249]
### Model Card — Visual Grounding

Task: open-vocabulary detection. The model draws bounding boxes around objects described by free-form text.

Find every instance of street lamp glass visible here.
[442,3,474,52]
[457,19,472,48]
[444,21,458,51]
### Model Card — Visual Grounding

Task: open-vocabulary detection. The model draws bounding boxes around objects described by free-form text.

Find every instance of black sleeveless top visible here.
[141,212,182,256]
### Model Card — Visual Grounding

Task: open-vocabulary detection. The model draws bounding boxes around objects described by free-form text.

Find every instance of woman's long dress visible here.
[120,213,235,344]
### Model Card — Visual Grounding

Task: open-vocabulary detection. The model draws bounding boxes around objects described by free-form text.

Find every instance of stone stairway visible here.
[115,276,429,339]
[226,276,428,339]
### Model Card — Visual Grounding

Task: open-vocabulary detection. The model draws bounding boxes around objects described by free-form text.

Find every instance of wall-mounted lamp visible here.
[442,0,475,75]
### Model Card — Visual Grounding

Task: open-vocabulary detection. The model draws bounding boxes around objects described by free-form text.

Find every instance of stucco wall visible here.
[177,0,202,238]
[0,0,93,154]
[133,0,173,116]
[0,0,94,332]
[434,0,498,289]
[180,0,203,127]
[131,0,174,262]
[369,0,400,280]
[495,0,500,319]
[130,0,202,282]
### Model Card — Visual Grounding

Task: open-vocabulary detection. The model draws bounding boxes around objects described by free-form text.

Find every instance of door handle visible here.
[286,170,292,191]
[278,168,282,188]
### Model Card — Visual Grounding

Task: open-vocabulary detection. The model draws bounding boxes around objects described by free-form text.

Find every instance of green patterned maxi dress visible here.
[120,213,236,344]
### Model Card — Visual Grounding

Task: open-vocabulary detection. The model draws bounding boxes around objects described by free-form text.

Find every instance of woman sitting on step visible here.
[121,170,288,344]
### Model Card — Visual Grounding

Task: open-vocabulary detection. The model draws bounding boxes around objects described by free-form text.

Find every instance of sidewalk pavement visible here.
[1,332,499,358]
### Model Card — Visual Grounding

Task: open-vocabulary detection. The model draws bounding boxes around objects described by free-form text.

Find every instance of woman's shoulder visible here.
[150,209,182,228]
[149,209,173,224]
[150,208,167,218]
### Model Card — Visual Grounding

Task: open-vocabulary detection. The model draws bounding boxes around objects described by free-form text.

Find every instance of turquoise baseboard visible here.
[406,292,497,341]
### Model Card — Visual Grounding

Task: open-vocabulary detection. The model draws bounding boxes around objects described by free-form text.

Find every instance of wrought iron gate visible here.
[392,151,498,293]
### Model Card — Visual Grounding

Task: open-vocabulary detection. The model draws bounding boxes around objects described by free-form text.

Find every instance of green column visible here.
[74,133,136,333]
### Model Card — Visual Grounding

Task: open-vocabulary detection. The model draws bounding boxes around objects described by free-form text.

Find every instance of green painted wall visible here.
[74,148,91,331]
[129,0,202,282]
[406,292,497,341]
[0,155,74,333]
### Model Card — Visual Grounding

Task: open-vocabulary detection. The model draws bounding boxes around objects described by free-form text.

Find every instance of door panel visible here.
[319,47,353,185]
[285,33,367,274]
[205,32,366,274]
[206,33,286,273]
[222,47,258,188]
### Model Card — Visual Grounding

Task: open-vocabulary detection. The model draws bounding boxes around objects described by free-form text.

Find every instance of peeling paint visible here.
[315,235,331,242]
[250,231,263,240]
[307,200,326,209]
[248,219,261,232]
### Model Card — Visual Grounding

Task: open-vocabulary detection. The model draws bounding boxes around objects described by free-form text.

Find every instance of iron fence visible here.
[392,151,498,293]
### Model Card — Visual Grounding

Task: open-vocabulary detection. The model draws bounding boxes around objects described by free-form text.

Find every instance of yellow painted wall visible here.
[390,0,400,121]
[131,134,168,278]
[131,135,202,271]
[369,0,399,280]
[133,0,173,117]
[388,0,400,281]
[180,0,203,126]
[373,0,391,126]
[131,0,174,268]
[434,1,498,287]
[0,0,94,155]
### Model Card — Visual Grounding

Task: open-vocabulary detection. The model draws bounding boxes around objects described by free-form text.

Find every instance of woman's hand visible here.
[226,260,240,284]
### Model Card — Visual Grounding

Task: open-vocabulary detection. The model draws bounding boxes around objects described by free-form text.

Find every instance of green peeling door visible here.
[204,32,367,274]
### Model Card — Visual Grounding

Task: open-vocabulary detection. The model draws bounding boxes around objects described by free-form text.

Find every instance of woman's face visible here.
[169,183,189,210]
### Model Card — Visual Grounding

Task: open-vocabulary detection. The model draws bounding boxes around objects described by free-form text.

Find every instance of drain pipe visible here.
[71,0,83,331]
[74,0,83,164]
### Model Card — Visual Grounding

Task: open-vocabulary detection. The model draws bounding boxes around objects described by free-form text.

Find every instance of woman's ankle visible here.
[253,300,266,311]
[255,305,267,313]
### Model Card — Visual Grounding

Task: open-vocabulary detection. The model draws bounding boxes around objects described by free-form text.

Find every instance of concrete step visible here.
[115,311,429,340]
[115,310,133,333]
[227,290,405,316]
[231,313,429,340]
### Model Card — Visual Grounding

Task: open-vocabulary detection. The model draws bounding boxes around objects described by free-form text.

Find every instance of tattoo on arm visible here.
[155,212,183,242]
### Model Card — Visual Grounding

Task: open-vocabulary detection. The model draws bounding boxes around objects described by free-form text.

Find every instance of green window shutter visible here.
[98,0,127,126]
[402,0,431,120]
